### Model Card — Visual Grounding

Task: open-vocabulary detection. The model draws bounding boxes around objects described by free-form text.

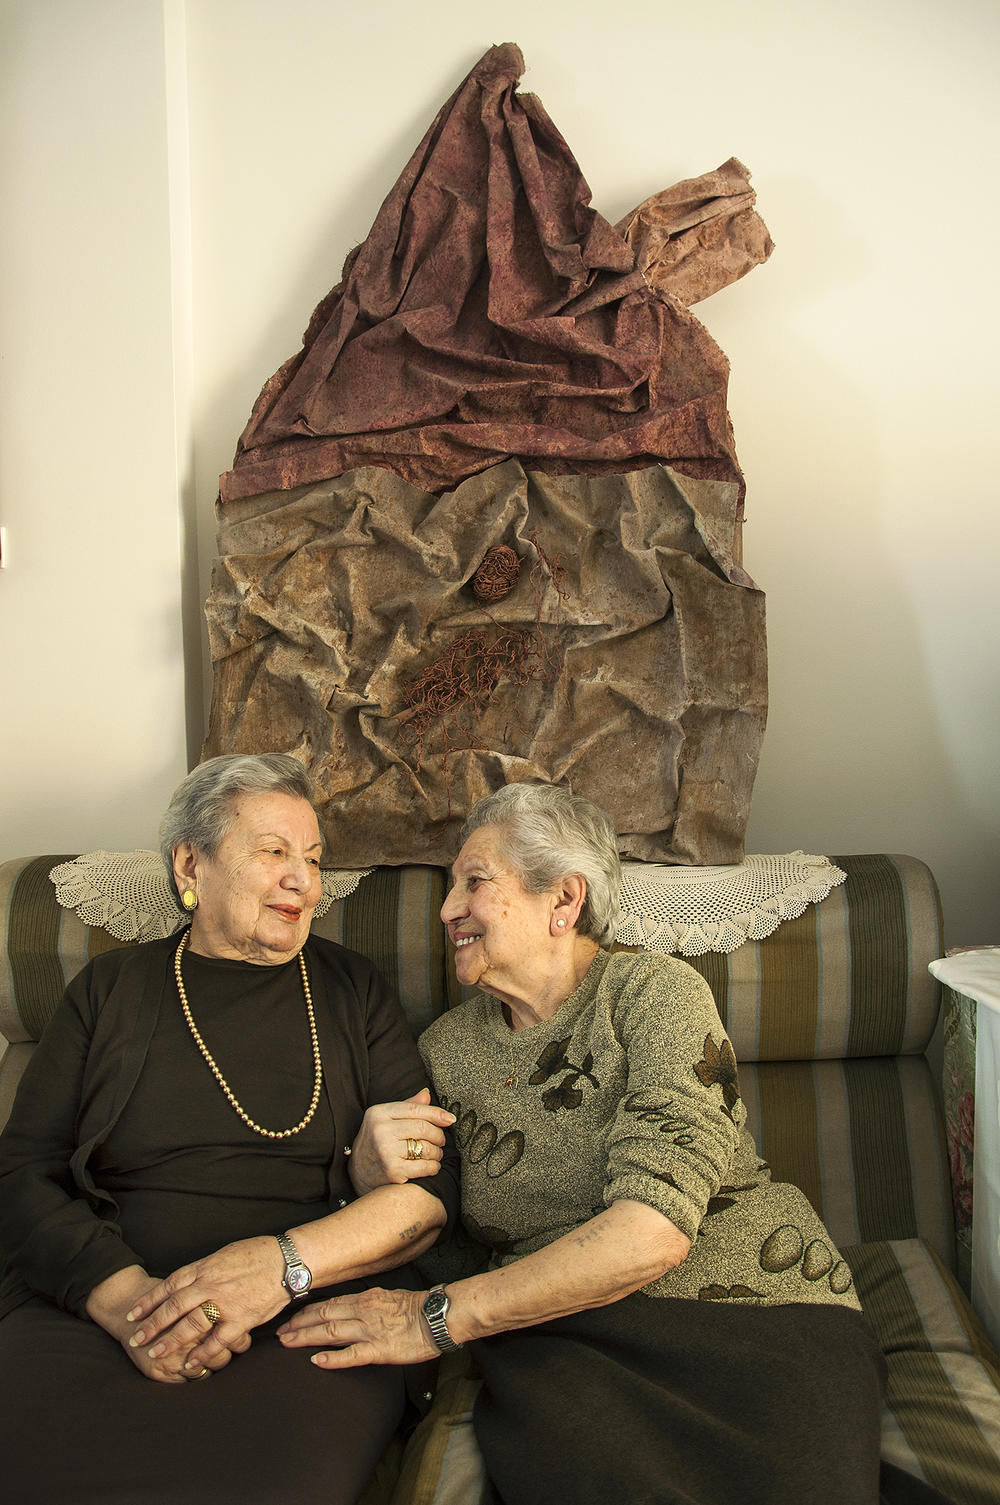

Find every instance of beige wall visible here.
[0,0,190,852]
[2,0,997,944]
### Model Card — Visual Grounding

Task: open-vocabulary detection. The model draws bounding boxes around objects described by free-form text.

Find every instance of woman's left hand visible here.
[277,1286,438,1368]
[125,1235,287,1373]
[349,1088,455,1196]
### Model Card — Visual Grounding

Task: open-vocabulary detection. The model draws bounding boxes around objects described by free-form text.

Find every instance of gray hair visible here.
[459,783,621,946]
[159,754,317,908]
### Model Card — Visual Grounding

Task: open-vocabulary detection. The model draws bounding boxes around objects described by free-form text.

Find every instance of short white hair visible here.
[459,783,621,946]
[159,754,317,909]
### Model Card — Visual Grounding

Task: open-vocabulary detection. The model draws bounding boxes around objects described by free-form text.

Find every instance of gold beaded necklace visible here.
[173,931,323,1139]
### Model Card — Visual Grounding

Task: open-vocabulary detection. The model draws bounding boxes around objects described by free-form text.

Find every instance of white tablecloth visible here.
[930,949,1000,1348]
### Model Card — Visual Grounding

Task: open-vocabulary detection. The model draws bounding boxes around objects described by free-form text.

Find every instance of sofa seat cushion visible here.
[846,1239,1000,1504]
[390,1349,487,1505]
[393,1240,1000,1505]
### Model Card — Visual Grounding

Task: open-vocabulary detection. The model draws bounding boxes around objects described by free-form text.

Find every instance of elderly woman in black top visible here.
[0,754,456,1505]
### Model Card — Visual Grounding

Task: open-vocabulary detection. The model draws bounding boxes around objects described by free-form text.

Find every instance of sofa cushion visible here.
[847,1239,1000,1504]
[740,1055,954,1263]
[390,1349,488,1505]
[685,854,943,1061]
[311,865,458,1036]
[0,856,126,1046]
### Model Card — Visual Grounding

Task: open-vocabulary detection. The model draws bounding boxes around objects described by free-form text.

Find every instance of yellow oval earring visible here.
[182,889,198,912]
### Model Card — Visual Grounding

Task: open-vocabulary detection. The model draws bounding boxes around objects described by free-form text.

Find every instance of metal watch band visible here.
[423,1284,462,1353]
[276,1230,312,1298]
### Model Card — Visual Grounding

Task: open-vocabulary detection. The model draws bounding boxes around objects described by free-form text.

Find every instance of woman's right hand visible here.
[349,1088,455,1196]
[85,1265,250,1383]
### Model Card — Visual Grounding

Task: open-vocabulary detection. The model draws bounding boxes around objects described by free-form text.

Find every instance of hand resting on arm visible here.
[276,1198,691,1368]
[348,1088,456,1195]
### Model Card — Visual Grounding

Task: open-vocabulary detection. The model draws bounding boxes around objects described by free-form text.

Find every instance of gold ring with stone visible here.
[200,1300,222,1326]
[405,1138,424,1161]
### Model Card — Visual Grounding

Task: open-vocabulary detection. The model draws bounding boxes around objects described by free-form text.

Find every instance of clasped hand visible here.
[121,1235,287,1380]
[349,1087,455,1196]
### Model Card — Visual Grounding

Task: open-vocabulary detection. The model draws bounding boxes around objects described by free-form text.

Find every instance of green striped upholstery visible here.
[1,851,940,1054]
[311,866,457,1038]
[3,848,997,1504]
[741,1057,954,1263]
[848,1240,1000,1504]
[0,854,126,1044]
[0,858,454,1048]
[685,855,943,1061]
[0,849,957,1264]
[659,854,952,1265]
[0,857,455,1112]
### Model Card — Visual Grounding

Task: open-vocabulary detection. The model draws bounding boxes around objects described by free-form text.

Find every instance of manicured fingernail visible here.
[147,1344,164,1359]
[130,1330,146,1346]
[126,1308,139,1322]
[310,1354,329,1366]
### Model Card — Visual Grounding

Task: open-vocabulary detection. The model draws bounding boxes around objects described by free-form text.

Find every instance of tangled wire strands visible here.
[397,535,571,794]
[399,627,543,772]
[529,531,568,676]
[472,544,522,602]
[529,531,568,606]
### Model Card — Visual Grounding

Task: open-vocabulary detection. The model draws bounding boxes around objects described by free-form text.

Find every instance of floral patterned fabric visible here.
[943,982,977,1294]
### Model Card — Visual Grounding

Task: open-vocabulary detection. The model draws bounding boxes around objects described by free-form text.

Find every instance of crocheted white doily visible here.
[49,851,371,944]
[616,852,846,957]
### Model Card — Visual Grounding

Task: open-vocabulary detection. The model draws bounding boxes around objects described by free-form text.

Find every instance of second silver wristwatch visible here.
[422,1284,462,1352]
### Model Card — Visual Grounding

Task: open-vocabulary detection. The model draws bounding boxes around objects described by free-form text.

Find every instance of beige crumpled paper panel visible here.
[203,459,766,868]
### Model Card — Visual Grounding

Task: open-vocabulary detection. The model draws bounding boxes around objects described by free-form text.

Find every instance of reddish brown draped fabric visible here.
[220,43,772,513]
[205,44,772,867]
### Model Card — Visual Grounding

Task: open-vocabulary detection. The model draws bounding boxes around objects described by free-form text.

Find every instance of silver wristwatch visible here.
[276,1231,313,1299]
[422,1284,462,1352]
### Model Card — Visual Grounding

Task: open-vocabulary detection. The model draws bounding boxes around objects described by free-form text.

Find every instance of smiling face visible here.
[174,791,323,964]
[440,826,559,1000]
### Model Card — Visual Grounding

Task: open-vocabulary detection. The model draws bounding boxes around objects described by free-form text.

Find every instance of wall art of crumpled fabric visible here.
[203,42,771,867]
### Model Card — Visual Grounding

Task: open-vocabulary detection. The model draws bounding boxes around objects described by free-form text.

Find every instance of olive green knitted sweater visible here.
[419,949,859,1308]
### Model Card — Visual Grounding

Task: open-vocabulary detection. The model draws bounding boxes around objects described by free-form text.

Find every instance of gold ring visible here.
[186,1367,212,1381]
[405,1138,424,1161]
[200,1301,221,1326]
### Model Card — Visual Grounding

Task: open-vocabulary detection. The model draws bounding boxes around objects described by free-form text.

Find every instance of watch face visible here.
[424,1288,448,1318]
[286,1265,312,1294]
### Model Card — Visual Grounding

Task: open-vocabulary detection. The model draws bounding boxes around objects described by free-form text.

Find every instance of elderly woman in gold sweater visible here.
[279,783,934,1504]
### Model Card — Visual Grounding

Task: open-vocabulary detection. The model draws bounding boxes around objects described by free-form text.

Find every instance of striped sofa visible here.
[2,853,999,1503]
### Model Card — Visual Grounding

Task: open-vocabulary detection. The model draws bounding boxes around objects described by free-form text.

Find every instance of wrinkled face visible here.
[178,792,323,964]
[440,826,555,995]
